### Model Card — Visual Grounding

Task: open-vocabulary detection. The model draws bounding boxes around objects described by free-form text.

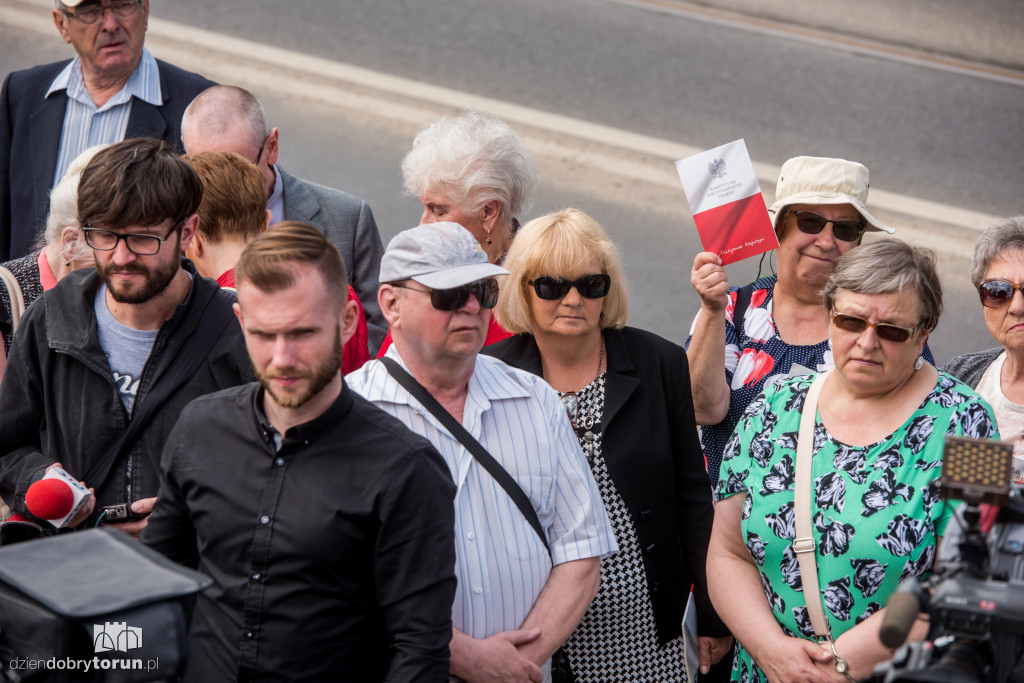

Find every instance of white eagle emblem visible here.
[708,158,727,179]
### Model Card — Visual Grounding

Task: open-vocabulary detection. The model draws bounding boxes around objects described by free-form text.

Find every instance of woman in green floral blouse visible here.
[707,239,999,683]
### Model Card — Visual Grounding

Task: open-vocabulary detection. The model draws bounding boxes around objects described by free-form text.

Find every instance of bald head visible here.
[181,86,279,195]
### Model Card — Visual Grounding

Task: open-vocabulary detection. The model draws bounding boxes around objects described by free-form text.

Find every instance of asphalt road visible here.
[1,0,1018,362]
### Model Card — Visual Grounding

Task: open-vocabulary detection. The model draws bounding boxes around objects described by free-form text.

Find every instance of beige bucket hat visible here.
[768,156,894,234]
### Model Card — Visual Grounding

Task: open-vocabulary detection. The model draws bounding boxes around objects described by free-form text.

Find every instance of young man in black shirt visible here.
[143,221,457,682]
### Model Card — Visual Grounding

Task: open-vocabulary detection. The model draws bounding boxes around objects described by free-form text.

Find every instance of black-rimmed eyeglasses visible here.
[62,0,142,25]
[82,220,183,256]
[391,279,499,311]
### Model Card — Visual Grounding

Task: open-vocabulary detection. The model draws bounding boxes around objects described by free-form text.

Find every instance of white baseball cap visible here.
[379,222,508,289]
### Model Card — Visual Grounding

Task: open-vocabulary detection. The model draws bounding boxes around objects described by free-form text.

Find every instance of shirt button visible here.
[467,532,476,541]
[260,515,270,525]
[274,457,285,467]
[473,587,482,595]
[251,573,261,581]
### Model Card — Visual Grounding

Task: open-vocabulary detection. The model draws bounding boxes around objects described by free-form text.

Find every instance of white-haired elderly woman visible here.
[485,208,732,682]
[708,239,997,683]
[0,145,104,374]
[945,216,1024,482]
[377,110,540,356]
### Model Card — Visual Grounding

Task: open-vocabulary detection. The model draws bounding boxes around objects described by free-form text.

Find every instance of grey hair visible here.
[401,110,538,228]
[970,216,1024,288]
[39,144,108,258]
[822,238,942,332]
[181,85,271,152]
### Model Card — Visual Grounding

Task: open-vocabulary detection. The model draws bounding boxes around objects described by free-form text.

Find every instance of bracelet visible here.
[829,639,857,682]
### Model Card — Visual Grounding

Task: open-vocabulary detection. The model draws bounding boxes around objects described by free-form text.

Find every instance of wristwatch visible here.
[829,639,856,682]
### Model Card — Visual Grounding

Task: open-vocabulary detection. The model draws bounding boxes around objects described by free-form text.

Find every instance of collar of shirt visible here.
[361,347,533,441]
[253,380,355,451]
[47,47,162,110]
[267,164,284,225]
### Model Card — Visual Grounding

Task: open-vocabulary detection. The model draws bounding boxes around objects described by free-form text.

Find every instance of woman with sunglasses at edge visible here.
[686,156,935,491]
[708,239,997,683]
[484,208,733,682]
[944,216,1024,483]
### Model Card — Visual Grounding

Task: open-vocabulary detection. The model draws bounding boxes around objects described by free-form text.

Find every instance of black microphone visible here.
[879,580,928,649]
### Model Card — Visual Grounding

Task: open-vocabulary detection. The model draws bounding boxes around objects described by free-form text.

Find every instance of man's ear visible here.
[52,10,72,44]
[262,209,272,232]
[179,214,200,253]
[379,285,400,328]
[264,128,280,167]
[339,298,360,346]
[232,301,244,327]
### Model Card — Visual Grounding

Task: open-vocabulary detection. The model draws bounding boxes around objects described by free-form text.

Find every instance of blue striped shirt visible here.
[347,350,617,674]
[47,47,162,186]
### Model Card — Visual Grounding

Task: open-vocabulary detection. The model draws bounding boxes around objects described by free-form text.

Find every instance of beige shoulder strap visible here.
[794,370,832,640]
[0,266,25,334]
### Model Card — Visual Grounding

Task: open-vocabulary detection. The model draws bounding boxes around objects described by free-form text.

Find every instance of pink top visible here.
[37,249,59,291]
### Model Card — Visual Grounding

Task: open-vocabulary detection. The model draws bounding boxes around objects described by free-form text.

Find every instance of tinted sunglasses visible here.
[831,312,917,343]
[978,279,1024,308]
[392,278,499,311]
[790,211,865,243]
[531,274,611,301]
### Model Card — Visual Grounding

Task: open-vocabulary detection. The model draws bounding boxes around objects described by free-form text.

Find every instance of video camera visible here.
[871,437,1024,683]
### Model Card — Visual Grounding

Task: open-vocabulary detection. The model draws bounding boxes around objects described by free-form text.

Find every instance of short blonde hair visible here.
[495,208,629,334]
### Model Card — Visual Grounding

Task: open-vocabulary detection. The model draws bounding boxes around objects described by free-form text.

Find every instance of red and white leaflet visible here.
[675,139,777,265]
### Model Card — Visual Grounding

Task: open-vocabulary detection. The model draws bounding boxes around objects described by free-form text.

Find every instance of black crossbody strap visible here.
[380,356,552,558]
[81,289,237,488]
[732,282,755,340]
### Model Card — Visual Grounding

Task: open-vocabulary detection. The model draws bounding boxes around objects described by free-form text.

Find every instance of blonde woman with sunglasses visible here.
[708,239,997,682]
[945,216,1024,482]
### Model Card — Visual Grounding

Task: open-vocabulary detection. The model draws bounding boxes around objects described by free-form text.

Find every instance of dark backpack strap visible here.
[379,356,552,558]
[732,282,755,341]
[82,289,237,488]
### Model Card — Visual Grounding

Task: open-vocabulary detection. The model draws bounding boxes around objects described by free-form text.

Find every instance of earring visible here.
[914,356,925,371]
[485,229,493,246]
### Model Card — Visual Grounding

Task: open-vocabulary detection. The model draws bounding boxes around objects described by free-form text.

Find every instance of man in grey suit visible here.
[181,86,386,352]
[0,0,215,262]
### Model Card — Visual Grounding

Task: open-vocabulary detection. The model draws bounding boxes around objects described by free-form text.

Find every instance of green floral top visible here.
[715,372,998,683]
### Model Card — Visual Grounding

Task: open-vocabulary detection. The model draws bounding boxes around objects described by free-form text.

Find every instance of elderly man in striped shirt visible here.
[0,0,214,261]
[348,221,617,683]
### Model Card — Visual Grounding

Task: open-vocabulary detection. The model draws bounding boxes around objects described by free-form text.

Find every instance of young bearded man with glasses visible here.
[0,138,251,538]
[0,0,215,262]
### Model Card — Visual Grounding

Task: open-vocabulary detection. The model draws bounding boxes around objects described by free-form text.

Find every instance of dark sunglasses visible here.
[978,279,1024,308]
[392,278,499,311]
[790,211,865,243]
[831,312,918,343]
[531,274,611,301]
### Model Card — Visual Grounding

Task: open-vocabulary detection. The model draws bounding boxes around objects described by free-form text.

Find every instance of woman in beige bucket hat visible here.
[684,156,932,488]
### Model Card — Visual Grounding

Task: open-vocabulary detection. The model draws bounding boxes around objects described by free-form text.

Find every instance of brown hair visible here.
[235,221,349,309]
[186,151,266,244]
[77,138,202,231]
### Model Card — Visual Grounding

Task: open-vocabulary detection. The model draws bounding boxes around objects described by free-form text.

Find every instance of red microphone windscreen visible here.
[25,478,75,519]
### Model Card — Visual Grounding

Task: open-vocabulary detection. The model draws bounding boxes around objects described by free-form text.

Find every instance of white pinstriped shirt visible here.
[47,47,162,186]
[347,350,617,656]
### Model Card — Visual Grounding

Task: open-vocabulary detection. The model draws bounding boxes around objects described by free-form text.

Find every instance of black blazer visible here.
[0,58,215,261]
[485,326,728,641]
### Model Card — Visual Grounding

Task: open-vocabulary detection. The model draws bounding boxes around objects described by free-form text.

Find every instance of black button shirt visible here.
[143,382,457,682]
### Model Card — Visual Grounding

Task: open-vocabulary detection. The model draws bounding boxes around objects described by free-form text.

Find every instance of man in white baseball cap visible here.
[348,221,617,683]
